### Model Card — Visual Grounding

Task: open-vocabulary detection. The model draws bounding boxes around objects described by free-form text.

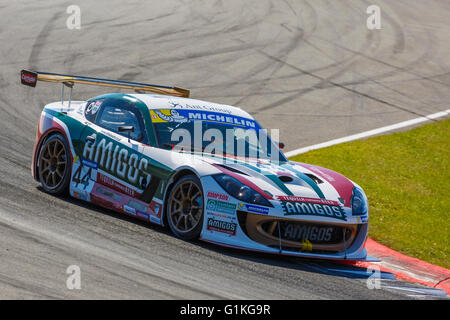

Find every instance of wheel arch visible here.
[33,128,71,181]
[161,167,203,227]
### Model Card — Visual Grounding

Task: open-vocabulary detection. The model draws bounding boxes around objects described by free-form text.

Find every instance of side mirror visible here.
[279,142,285,149]
[118,126,135,142]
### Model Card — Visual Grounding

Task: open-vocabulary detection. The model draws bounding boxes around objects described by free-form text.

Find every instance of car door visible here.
[70,98,103,201]
[71,97,150,205]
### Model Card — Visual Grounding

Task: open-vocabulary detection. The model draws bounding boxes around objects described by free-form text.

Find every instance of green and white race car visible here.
[22,70,371,262]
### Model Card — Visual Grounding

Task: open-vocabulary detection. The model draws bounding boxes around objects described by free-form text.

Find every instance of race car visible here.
[21,70,371,261]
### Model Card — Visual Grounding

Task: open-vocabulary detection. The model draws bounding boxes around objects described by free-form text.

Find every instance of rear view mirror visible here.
[118,126,135,142]
[118,126,135,133]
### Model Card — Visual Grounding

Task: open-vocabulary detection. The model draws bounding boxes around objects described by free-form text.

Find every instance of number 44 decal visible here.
[72,165,92,189]
[71,156,97,193]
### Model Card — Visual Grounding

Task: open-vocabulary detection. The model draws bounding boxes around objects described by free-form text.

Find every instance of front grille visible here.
[265,220,353,245]
[237,211,358,253]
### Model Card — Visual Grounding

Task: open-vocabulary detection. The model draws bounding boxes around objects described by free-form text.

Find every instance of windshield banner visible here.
[150,109,258,130]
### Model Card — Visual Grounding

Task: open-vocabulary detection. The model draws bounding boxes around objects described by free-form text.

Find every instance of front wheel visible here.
[166,175,204,240]
[37,134,71,195]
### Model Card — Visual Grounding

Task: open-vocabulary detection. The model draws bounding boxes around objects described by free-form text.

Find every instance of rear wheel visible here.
[167,175,204,240]
[38,134,71,195]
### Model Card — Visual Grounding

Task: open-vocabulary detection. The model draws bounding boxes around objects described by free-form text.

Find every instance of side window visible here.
[85,99,103,123]
[96,98,146,143]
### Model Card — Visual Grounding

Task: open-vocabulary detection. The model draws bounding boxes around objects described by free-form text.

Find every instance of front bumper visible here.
[200,176,369,261]
[201,210,369,261]
[241,211,359,254]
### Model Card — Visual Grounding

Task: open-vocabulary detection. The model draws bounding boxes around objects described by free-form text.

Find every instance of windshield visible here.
[150,109,286,162]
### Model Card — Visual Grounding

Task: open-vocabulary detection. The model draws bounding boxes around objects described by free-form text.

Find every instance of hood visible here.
[199,155,355,208]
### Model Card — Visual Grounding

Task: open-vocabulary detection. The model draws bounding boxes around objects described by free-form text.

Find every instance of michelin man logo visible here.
[155,109,189,123]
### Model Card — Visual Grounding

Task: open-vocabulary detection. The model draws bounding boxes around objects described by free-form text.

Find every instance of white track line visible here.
[285,109,450,158]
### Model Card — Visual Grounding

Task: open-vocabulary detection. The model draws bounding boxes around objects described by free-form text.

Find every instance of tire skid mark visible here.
[232,1,376,111]
[249,1,442,119]
[28,12,59,69]
[0,273,60,299]
[1,0,448,300]
[0,209,247,299]
[253,51,437,120]
[312,31,449,90]
[231,0,318,106]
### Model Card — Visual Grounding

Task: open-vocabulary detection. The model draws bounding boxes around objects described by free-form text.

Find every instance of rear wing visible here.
[20,70,190,98]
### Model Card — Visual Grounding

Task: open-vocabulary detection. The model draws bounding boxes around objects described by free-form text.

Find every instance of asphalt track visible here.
[1,0,449,299]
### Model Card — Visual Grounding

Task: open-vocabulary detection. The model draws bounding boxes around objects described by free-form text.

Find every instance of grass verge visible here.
[289,119,449,269]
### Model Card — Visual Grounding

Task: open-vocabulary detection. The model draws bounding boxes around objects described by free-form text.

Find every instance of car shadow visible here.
[37,186,395,282]
[193,240,396,281]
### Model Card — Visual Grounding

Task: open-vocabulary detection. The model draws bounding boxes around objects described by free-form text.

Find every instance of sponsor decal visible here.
[86,100,102,115]
[207,211,236,221]
[238,203,269,215]
[91,194,119,210]
[150,215,161,224]
[207,191,229,201]
[283,224,334,242]
[124,201,149,219]
[357,216,368,223]
[154,203,160,215]
[96,187,121,202]
[168,101,232,115]
[137,211,149,220]
[92,101,102,114]
[98,172,137,198]
[149,201,162,219]
[21,70,37,86]
[276,196,340,206]
[206,199,236,215]
[207,217,237,235]
[150,109,257,129]
[81,158,98,169]
[71,157,97,192]
[21,73,36,84]
[83,136,150,187]
[153,109,189,123]
[128,200,147,213]
[100,129,121,141]
[123,205,136,215]
[281,200,346,221]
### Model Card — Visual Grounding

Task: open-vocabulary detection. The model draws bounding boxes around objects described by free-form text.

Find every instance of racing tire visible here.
[37,133,71,195]
[166,175,204,240]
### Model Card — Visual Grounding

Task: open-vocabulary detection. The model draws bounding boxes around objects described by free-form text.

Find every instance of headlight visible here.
[212,174,273,207]
[351,187,368,216]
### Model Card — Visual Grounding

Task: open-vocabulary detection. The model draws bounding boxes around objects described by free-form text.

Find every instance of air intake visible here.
[215,164,249,176]
[279,175,294,183]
